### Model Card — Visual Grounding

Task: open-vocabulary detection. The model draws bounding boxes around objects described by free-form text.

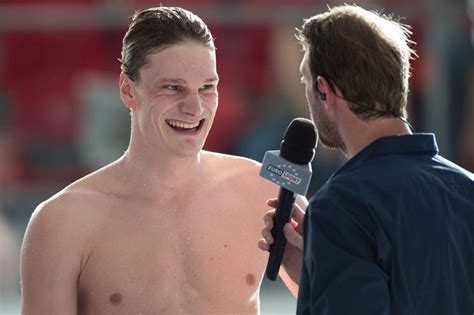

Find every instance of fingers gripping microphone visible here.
[259,118,317,281]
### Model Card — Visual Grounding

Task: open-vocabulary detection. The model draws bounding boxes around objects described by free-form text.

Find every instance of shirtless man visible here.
[20,7,303,315]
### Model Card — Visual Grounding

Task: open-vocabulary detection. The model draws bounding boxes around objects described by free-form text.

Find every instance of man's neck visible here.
[117,145,203,193]
[341,116,412,159]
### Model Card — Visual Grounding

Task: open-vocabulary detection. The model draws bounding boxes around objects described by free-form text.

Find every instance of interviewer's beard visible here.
[310,99,345,151]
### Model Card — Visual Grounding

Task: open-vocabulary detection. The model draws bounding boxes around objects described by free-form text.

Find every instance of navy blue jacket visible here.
[297,134,474,314]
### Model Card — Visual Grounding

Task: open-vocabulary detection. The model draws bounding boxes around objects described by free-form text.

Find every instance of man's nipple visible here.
[109,292,123,306]
[245,273,256,286]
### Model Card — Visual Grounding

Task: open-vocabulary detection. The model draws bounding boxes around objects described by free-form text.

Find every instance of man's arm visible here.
[21,198,83,315]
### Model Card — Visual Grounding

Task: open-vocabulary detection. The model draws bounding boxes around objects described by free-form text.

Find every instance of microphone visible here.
[259,118,317,281]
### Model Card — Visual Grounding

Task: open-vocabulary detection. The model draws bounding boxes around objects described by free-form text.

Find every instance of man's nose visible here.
[179,92,204,116]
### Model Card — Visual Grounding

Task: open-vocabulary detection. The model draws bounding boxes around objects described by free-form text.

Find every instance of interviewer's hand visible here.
[258,198,304,283]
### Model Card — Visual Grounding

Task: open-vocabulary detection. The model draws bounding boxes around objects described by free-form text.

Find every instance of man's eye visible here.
[200,84,215,92]
[165,85,180,91]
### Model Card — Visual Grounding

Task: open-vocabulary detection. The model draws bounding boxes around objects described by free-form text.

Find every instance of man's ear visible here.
[119,72,137,110]
[316,75,335,113]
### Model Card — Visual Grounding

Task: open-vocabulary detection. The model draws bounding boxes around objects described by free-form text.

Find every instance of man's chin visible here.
[318,135,343,151]
[319,141,340,150]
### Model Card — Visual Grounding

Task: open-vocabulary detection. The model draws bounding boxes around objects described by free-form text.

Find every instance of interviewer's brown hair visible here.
[297,5,416,119]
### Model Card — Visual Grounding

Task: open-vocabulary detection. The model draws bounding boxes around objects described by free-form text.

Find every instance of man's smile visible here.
[165,119,205,133]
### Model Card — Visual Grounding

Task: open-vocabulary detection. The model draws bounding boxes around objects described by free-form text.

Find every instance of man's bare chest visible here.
[77,197,265,314]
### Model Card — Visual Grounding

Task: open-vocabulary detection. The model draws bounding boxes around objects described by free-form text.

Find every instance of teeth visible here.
[166,119,200,130]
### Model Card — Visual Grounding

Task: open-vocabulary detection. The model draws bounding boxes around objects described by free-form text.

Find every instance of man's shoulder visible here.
[21,177,110,296]
[201,150,263,176]
[38,184,99,213]
[202,150,261,167]
[31,188,99,233]
[32,164,119,230]
[201,150,277,192]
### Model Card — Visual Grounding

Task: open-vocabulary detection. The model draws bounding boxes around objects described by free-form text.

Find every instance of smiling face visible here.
[122,40,219,157]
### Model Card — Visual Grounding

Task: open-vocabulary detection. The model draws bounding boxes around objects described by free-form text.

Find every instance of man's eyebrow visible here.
[205,77,219,83]
[159,77,219,84]
[160,78,186,84]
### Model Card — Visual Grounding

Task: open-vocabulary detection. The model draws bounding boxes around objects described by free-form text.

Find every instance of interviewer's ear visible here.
[119,72,137,110]
[317,76,333,96]
[316,75,336,112]
[315,76,327,101]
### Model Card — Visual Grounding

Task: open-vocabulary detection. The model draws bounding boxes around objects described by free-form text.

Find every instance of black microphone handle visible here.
[265,187,297,281]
